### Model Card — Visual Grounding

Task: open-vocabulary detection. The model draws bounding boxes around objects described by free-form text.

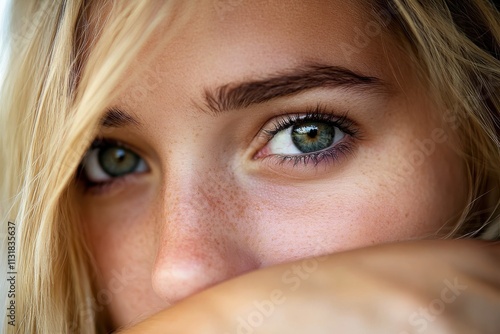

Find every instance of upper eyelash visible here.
[258,105,360,167]
[89,137,129,150]
[262,104,359,140]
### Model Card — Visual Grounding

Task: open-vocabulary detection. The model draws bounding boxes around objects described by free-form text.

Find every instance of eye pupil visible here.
[292,122,335,153]
[307,128,318,139]
[99,147,140,177]
[115,150,125,161]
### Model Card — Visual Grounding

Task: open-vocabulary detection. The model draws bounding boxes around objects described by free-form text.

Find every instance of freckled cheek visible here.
[247,182,442,263]
[79,201,167,324]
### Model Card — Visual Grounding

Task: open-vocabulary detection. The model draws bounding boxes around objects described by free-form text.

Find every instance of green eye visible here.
[291,122,336,153]
[80,141,149,184]
[98,146,141,177]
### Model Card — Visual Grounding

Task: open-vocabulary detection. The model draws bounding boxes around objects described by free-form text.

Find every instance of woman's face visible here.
[77,0,467,328]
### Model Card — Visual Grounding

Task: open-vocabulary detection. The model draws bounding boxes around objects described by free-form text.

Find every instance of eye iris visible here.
[291,122,335,153]
[98,147,140,177]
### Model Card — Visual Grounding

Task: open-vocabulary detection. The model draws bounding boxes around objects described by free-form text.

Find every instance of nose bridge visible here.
[151,165,259,305]
[161,165,236,232]
[159,173,233,250]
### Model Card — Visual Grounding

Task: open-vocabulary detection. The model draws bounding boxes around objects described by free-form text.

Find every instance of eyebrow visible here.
[203,63,391,114]
[100,107,141,128]
[100,63,391,127]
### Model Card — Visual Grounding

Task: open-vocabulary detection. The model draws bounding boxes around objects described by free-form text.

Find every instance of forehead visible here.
[142,0,387,71]
[98,0,403,114]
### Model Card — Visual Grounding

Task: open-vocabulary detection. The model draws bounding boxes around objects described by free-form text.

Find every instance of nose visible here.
[151,172,260,305]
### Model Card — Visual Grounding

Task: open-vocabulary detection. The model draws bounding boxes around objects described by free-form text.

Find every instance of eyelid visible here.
[252,105,360,172]
[78,138,150,192]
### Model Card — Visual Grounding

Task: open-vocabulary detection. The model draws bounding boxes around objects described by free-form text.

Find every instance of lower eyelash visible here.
[76,165,117,193]
[83,177,126,194]
[266,141,355,167]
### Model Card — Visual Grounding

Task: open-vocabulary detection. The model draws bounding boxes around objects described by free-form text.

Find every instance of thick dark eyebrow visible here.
[100,107,141,128]
[100,64,390,128]
[203,63,391,114]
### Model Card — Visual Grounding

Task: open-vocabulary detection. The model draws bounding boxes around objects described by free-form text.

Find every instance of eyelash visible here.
[260,105,360,167]
[77,138,140,193]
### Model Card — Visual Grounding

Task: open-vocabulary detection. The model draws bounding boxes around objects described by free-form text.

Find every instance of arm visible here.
[118,240,500,334]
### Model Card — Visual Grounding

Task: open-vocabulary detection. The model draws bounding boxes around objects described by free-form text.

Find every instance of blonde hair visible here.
[0,0,498,332]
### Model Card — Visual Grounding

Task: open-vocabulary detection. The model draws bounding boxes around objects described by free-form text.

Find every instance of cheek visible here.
[245,141,467,264]
[80,194,169,326]
[246,184,428,264]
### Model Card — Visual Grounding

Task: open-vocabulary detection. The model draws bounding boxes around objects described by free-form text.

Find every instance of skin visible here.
[120,240,500,333]
[76,0,470,329]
